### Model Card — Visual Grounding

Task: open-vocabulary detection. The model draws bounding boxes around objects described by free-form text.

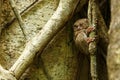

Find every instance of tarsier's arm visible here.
[73,18,95,54]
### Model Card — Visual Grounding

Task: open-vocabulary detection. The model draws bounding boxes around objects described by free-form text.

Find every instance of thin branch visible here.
[88,0,98,80]
[21,0,42,15]
[3,0,42,29]
[9,0,26,39]
[9,0,79,79]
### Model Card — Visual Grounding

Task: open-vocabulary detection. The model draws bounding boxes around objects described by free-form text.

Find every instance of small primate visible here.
[73,19,108,80]
[73,18,95,55]
[73,19,96,80]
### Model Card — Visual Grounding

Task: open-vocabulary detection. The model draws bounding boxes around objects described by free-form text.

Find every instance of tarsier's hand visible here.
[73,18,95,55]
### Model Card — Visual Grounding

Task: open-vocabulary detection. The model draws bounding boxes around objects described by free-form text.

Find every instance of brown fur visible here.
[73,18,89,55]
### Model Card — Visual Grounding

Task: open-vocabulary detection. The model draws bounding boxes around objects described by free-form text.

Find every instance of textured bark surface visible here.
[0,0,60,79]
[0,0,112,80]
[0,0,42,68]
[9,0,79,79]
[107,0,120,80]
[0,0,13,33]
[0,0,79,79]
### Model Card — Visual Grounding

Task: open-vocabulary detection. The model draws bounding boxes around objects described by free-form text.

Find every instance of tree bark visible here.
[9,0,79,79]
[107,0,120,80]
[0,0,111,80]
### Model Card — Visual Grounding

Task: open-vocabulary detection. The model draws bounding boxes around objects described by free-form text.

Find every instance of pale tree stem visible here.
[9,0,26,39]
[88,0,99,80]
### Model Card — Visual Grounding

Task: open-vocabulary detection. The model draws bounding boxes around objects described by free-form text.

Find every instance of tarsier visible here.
[73,18,95,55]
[73,19,108,80]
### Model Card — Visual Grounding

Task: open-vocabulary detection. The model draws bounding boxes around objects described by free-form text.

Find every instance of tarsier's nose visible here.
[77,26,82,30]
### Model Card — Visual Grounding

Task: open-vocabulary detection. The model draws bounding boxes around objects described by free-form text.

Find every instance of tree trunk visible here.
[107,0,120,80]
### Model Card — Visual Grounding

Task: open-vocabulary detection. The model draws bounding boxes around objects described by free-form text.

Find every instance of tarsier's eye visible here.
[79,23,83,26]
[73,25,78,28]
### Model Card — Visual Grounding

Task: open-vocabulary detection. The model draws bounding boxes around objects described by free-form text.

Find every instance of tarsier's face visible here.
[73,19,89,32]
[73,18,89,55]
